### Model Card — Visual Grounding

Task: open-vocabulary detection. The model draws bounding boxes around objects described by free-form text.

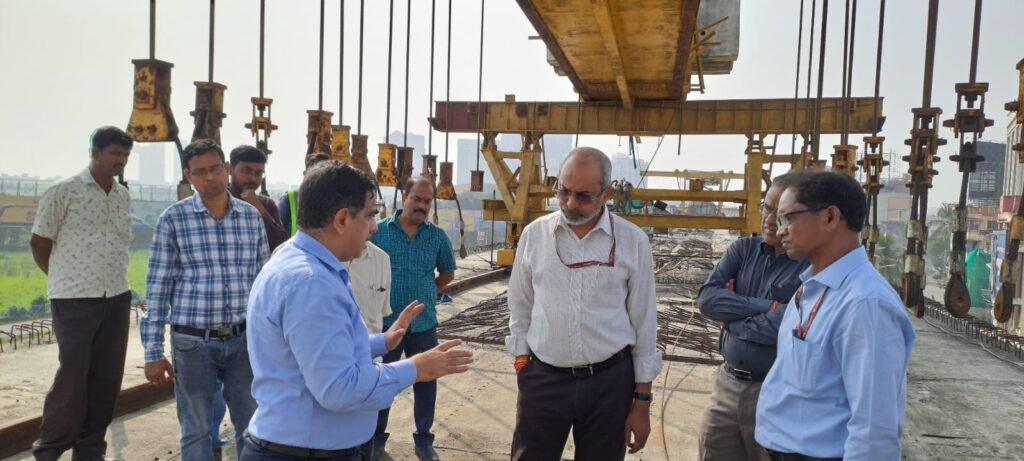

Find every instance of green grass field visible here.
[0,249,150,312]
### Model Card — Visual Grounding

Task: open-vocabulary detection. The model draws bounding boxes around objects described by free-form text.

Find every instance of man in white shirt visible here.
[345,240,392,333]
[29,126,135,461]
[506,146,662,460]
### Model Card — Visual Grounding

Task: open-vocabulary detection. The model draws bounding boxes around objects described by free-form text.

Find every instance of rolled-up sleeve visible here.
[32,185,66,240]
[628,234,662,383]
[506,226,534,357]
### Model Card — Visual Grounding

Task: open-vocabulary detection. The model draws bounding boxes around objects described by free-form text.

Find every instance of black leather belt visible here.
[766,449,842,461]
[246,432,360,459]
[724,362,767,382]
[532,347,631,378]
[171,323,245,339]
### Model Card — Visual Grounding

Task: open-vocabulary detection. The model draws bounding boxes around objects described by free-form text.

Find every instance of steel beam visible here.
[645,170,745,180]
[431,97,883,135]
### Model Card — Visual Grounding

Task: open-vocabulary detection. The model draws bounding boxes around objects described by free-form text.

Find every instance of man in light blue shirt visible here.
[755,171,916,461]
[243,161,473,460]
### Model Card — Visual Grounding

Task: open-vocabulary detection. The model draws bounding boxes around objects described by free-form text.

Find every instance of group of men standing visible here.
[28,125,915,461]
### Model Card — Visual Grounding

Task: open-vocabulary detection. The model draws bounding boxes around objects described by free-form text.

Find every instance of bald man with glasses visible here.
[506,147,662,460]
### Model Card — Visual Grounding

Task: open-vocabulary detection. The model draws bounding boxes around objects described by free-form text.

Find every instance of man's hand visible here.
[410,339,474,382]
[724,278,736,291]
[239,189,268,214]
[385,301,425,351]
[144,358,175,385]
[624,401,651,453]
[770,280,801,305]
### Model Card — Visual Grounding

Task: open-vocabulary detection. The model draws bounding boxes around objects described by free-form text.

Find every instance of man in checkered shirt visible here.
[140,139,269,461]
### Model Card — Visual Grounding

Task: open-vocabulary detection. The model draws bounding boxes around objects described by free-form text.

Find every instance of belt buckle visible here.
[732,367,752,381]
[214,325,233,337]
[570,365,594,378]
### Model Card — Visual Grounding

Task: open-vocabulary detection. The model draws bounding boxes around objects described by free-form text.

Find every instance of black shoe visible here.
[414,445,440,461]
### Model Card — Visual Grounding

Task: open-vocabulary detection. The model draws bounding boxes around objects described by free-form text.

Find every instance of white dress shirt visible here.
[344,241,392,333]
[32,168,132,299]
[506,207,662,383]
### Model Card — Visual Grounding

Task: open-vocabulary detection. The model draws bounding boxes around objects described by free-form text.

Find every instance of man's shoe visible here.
[414,445,440,461]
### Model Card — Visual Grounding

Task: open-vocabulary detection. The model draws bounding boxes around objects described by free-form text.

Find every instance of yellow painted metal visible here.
[831,144,859,176]
[396,146,414,187]
[619,189,748,203]
[644,169,744,180]
[436,161,457,200]
[349,134,375,176]
[330,125,352,163]
[742,134,767,235]
[245,97,277,152]
[306,110,333,156]
[496,249,516,267]
[431,97,883,136]
[376,143,398,187]
[190,81,227,144]
[127,59,180,142]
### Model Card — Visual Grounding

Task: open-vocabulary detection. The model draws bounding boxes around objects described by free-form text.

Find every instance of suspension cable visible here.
[208,0,215,82]
[385,0,394,140]
[812,0,829,159]
[403,0,411,148]
[149,0,156,60]
[344,0,348,117]
[871,0,885,137]
[839,0,850,144]
[790,0,805,155]
[427,0,436,164]
[475,0,486,171]
[444,0,452,163]
[317,0,324,111]
[842,0,859,144]
[802,0,817,164]
[357,0,365,134]
[259,0,265,98]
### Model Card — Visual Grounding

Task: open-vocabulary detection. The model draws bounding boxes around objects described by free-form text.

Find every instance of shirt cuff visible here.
[369,333,388,358]
[632,349,664,383]
[143,347,165,363]
[505,333,531,356]
[391,358,418,389]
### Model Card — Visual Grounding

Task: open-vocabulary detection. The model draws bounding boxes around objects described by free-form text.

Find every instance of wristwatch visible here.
[633,392,653,402]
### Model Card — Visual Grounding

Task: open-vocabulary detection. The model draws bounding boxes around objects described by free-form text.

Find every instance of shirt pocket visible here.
[787,337,826,393]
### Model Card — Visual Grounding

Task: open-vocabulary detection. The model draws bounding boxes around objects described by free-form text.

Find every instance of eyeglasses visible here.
[554,184,602,206]
[188,163,226,179]
[777,206,828,228]
[758,202,778,217]
[555,214,616,269]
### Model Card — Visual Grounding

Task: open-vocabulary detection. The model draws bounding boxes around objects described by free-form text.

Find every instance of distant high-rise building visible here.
[609,152,648,188]
[968,140,1006,207]
[387,131,427,175]
[136,143,167,185]
[456,138,494,185]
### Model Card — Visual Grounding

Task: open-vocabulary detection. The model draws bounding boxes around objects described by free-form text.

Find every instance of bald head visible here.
[559,147,612,190]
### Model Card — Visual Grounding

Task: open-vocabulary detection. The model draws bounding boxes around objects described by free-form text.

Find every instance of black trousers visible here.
[32,292,131,461]
[511,354,634,461]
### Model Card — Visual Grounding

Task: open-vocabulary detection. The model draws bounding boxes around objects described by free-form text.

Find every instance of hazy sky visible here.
[2,0,1022,208]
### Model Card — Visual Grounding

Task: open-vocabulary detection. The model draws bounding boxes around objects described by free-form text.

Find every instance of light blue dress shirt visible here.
[755,247,915,460]
[246,232,418,450]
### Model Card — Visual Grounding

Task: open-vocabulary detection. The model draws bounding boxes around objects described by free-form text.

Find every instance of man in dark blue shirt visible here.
[696,171,810,461]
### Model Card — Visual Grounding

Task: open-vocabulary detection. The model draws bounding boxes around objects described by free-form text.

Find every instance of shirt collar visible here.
[292,231,346,274]
[190,192,237,215]
[798,246,869,289]
[552,206,612,238]
[76,168,122,193]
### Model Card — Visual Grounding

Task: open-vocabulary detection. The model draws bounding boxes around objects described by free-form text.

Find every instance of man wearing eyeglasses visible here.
[506,147,661,460]
[755,171,915,461]
[695,172,810,461]
[141,139,270,461]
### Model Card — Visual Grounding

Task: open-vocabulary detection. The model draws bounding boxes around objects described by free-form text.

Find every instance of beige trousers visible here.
[697,364,770,461]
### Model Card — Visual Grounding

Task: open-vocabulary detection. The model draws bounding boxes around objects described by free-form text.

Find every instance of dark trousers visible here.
[32,291,131,461]
[239,437,365,461]
[375,327,438,449]
[511,354,634,461]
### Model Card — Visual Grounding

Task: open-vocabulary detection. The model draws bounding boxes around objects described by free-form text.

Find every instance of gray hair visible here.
[559,147,613,190]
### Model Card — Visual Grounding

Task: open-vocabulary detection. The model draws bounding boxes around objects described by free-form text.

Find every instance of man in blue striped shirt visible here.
[141,139,270,461]
[372,175,457,461]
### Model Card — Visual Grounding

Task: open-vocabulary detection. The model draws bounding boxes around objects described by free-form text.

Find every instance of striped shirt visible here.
[372,211,457,333]
[141,193,269,362]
